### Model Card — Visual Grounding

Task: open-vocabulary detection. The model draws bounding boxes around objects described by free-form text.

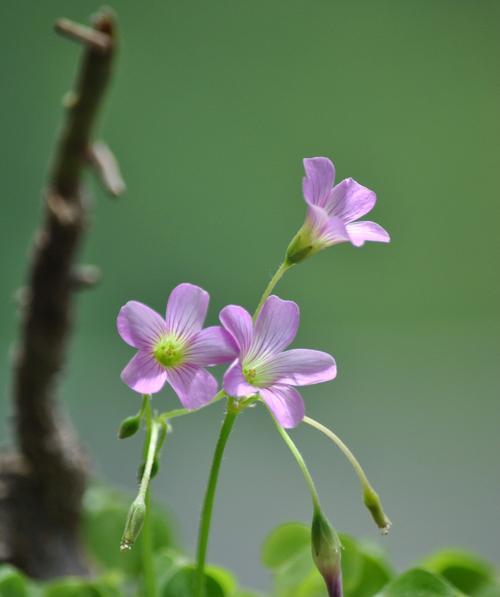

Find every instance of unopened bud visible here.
[311,508,343,597]
[118,414,141,439]
[363,487,392,534]
[120,498,146,551]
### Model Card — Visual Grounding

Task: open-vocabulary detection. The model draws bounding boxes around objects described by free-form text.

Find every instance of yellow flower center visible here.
[153,336,185,368]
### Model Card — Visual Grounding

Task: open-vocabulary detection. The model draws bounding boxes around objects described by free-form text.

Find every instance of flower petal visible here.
[250,295,299,361]
[121,351,167,394]
[307,205,350,247]
[261,349,337,386]
[188,326,238,366]
[117,301,167,349]
[167,365,218,409]
[302,157,336,208]
[260,384,305,428]
[345,221,390,247]
[326,178,376,223]
[219,305,253,356]
[223,360,257,398]
[165,283,209,340]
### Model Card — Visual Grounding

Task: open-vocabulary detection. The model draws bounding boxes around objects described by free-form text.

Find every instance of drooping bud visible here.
[363,487,392,534]
[118,414,141,439]
[120,497,146,551]
[311,508,343,597]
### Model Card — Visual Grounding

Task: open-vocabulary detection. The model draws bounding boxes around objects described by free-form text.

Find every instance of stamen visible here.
[153,335,185,368]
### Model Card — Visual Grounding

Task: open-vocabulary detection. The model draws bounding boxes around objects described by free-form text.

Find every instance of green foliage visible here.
[374,568,463,597]
[0,565,40,597]
[422,550,496,595]
[43,577,121,597]
[261,522,393,597]
[2,489,500,597]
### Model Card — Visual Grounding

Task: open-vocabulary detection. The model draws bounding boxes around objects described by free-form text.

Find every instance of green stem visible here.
[253,261,291,321]
[158,390,226,423]
[138,400,159,501]
[140,400,158,597]
[303,416,371,491]
[194,401,239,597]
[303,416,391,532]
[270,411,321,511]
[142,489,156,597]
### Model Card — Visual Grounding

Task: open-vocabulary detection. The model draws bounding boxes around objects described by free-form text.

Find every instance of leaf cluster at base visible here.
[0,486,498,597]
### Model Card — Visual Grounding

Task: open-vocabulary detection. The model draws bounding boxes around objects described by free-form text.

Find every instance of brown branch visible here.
[0,9,120,579]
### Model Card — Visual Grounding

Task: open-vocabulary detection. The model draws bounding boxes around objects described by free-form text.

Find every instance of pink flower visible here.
[220,295,337,428]
[287,157,390,263]
[117,283,237,409]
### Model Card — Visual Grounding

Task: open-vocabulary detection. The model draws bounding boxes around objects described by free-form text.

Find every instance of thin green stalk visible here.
[120,397,160,597]
[194,401,239,597]
[159,390,226,423]
[303,416,371,490]
[303,416,391,532]
[142,489,156,597]
[253,261,291,321]
[140,400,158,597]
[194,259,294,594]
[270,411,321,511]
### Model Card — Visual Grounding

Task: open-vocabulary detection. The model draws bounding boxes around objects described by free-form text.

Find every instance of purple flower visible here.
[219,295,336,428]
[287,157,389,263]
[117,283,237,409]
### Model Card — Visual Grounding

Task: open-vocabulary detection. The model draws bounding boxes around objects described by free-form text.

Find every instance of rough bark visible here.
[0,9,123,578]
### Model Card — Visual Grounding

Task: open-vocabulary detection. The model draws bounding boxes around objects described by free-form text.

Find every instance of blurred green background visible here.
[1,0,499,589]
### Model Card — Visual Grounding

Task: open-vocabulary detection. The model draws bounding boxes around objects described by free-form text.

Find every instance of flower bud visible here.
[118,414,141,439]
[363,487,392,534]
[120,498,146,551]
[311,508,343,597]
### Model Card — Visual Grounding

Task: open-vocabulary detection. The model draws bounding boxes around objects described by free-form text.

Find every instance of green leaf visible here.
[42,575,122,597]
[375,568,464,597]
[476,585,500,597]
[159,564,236,597]
[0,565,39,597]
[338,534,364,594]
[261,522,313,592]
[261,522,310,570]
[349,542,394,597]
[290,535,385,597]
[422,550,495,595]
[82,485,174,577]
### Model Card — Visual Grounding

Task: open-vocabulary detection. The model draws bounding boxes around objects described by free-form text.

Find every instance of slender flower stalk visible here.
[303,416,391,534]
[194,399,239,597]
[269,412,320,510]
[158,389,227,423]
[194,266,294,597]
[253,261,292,321]
[121,399,162,550]
[270,412,343,597]
[142,489,156,597]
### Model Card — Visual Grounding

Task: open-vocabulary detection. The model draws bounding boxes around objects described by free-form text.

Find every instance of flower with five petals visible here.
[287,156,390,263]
[220,295,336,428]
[117,283,237,409]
